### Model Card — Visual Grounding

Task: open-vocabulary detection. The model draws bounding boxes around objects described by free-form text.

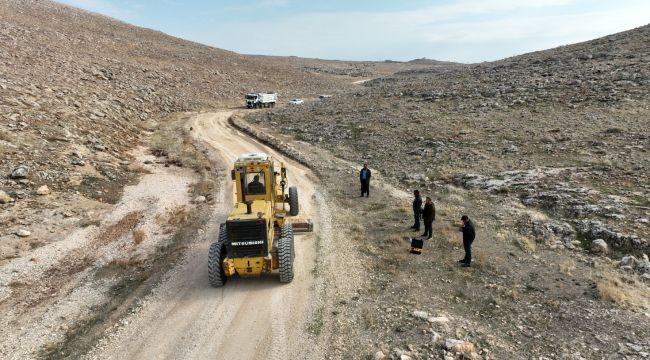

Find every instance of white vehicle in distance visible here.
[288,98,304,105]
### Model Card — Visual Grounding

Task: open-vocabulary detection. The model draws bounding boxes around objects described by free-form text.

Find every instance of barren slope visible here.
[245,25,650,358]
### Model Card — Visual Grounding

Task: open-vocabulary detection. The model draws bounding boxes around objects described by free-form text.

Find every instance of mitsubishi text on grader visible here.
[208,152,312,287]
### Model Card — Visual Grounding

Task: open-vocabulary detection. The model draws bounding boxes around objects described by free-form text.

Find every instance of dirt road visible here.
[86,111,323,359]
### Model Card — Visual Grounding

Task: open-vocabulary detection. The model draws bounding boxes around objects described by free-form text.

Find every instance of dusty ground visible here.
[82,110,327,359]
[241,111,650,359]
[2,1,650,359]
[0,145,199,359]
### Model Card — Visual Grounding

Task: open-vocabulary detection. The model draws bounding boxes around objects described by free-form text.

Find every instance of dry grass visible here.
[127,163,153,174]
[78,218,102,228]
[474,252,488,269]
[107,258,133,269]
[192,171,213,195]
[133,229,146,245]
[166,206,189,227]
[398,203,410,214]
[98,211,142,244]
[439,222,462,246]
[559,259,576,275]
[360,304,378,329]
[514,234,536,253]
[498,230,536,253]
[385,234,403,245]
[596,270,650,308]
[0,129,15,143]
[347,223,366,241]
[150,115,211,172]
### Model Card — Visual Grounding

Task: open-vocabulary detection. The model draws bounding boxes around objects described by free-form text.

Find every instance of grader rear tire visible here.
[288,186,299,216]
[278,236,294,283]
[208,224,228,287]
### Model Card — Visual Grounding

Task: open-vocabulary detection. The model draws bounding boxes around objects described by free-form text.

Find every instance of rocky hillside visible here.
[245,25,650,359]
[0,0,348,187]
[250,24,650,259]
[0,0,369,261]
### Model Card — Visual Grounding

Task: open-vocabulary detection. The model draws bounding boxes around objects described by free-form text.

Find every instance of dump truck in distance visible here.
[245,92,277,108]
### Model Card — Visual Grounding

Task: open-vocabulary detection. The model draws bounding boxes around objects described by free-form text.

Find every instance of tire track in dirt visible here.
[85,110,323,359]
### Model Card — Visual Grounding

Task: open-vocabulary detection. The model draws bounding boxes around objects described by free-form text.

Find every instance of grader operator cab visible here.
[208,152,312,287]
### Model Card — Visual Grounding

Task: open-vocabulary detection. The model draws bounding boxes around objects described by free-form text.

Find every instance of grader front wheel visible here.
[289,186,299,216]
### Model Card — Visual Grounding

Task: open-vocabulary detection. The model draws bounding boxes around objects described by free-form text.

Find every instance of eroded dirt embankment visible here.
[0,147,202,359]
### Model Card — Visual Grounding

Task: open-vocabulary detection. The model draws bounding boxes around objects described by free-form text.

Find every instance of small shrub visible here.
[514,234,536,253]
[440,223,462,246]
[559,259,576,275]
[168,206,189,226]
[108,258,131,269]
[133,229,146,245]
[127,163,153,174]
[596,271,649,308]
[498,230,536,253]
[79,218,102,228]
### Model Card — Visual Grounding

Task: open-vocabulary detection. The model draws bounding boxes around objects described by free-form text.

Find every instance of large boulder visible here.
[591,239,608,254]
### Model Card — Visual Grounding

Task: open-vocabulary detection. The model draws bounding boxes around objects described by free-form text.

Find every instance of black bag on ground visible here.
[410,238,423,254]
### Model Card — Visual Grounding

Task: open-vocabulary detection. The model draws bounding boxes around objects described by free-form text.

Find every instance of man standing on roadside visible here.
[359,162,371,197]
[410,190,422,232]
[459,215,475,267]
[422,197,435,239]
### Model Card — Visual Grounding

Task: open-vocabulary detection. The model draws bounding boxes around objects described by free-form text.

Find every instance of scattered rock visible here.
[372,351,386,360]
[619,255,638,268]
[431,331,441,344]
[444,339,476,354]
[193,195,207,203]
[591,239,608,254]
[15,229,31,237]
[36,185,50,195]
[10,166,29,179]
[0,190,14,204]
[427,316,450,323]
[412,310,429,320]
[71,157,86,166]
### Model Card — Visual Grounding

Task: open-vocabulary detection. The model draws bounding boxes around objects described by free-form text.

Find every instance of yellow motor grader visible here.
[208,152,312,287]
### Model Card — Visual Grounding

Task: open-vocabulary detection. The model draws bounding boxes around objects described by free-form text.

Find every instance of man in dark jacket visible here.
[411,190,422,231]
[422,196,435,239]
[359,163,371,197]
[459,215,475,267]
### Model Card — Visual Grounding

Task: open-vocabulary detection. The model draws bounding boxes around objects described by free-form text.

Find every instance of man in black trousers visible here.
[410,190,422,232]
[459,215,475,267]
[359,162,371,197]
[422,196,435,239]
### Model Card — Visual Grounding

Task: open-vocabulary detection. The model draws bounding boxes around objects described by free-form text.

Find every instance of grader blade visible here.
[286,217,313,233]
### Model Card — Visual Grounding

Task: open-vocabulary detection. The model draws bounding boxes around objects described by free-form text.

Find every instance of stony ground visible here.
[245,24,650,360]
[0,0,425,263]
[2,0,650,359]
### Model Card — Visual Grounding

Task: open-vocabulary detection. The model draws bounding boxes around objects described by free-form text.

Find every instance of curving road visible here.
[86,111,322,359]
